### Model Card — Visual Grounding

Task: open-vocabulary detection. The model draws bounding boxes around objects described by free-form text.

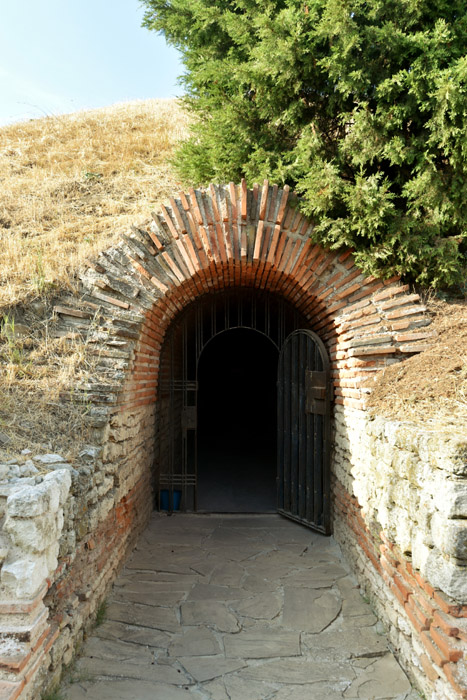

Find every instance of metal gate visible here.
[277,329,332,534]
[156,289,306,512]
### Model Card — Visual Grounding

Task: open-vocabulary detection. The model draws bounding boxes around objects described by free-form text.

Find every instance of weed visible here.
[0,315,26,365]
[94,600,107,627]
[83,171,102,180]
[41,687,65,700]
[34,250,46,294]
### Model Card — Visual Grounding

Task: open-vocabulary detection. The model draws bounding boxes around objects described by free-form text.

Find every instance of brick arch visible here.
[68,179,430,420]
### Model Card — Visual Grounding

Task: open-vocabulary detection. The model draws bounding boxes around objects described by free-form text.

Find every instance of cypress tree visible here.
[142,0,467,288]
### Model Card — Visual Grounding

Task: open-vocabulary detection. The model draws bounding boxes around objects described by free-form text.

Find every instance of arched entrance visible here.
[197,327,278,512]
[156,288,332,532]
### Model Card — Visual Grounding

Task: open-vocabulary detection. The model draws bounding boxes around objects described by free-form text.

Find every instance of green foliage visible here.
[94,599,107,627]
[41,687,65,700]
[0,315,26,366]
[142,0,467,288]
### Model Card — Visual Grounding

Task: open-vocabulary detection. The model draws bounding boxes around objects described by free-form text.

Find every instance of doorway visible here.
[156,288,331,529]
[197,328,278,512]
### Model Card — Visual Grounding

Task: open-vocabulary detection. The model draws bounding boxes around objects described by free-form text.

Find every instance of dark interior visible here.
[197,328,278,512]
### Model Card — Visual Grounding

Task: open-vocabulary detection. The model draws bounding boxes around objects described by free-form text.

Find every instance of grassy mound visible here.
[0,99,190,307]
[0,99,189,459]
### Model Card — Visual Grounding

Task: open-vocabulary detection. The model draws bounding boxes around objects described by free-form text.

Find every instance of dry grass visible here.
[0,315,96,460]
[0,98,190,308]
[0,99,190,459]
[367,298,467,430]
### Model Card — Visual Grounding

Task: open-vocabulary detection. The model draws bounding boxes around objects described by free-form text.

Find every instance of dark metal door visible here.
[157,289,307,512]
[277,329,332,534]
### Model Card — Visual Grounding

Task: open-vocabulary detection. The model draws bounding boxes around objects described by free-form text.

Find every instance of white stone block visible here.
[431,512,467,561]
[4,512,58,554]
[33,453,66,464]
[423,550,467,604]
[1,555,48,598]
[412,532,432,574]
[43,469,71,506]
[46,541,60,573]
[433,479,467,519]
[6,483,53,518]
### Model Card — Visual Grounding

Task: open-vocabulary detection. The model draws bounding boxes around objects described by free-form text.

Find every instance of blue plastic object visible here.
[160,489,182,511]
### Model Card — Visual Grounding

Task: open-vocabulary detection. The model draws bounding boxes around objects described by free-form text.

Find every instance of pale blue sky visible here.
[0,0,183,126]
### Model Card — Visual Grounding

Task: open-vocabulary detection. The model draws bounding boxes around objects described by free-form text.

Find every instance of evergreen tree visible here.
[142,0,467,288]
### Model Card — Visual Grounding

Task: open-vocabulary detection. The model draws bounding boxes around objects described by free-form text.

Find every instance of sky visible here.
[0,0,184,126]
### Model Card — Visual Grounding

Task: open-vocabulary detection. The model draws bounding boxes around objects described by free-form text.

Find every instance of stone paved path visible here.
[63,514,420,700]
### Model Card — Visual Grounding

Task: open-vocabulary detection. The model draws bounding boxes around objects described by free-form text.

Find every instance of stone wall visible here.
[332,405,467,700]
[0,402,155,698]
[0,456,71,699]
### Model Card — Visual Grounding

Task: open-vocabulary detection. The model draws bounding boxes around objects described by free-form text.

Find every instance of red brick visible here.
[433,590,467,618]
[372,284,410,302]
[336,281,362,300]
[418,652,440,682]
[420,631,449,667]
[432,610,461,638]
[406,595,433,630]
[444,663,467,698]
[414,572,435,598]
[379,293,420,310]
[393,575,412,603]
[0,680,25,700]
[405,601,430,634]
[430,626,463,663]
[346,281,384,303]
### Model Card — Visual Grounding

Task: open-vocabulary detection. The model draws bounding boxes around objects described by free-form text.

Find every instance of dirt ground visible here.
[367,297,467,430]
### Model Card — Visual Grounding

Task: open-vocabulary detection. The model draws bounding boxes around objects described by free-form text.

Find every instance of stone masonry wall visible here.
[332,405,467,699]
[0,402,155,699]
[0,457,71,700]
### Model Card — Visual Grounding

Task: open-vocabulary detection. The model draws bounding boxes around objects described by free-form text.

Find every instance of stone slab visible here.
[66,680,193,700]
[180,601,240,632]
[114,577,196,592]
[112,584,187,606]
[224,629,300,658]
[179,655,247,682]
[106,602,180,632]
[81,637,159,665]
[302,625,388,661]
[224,675,278,700]
[169,627,221,657]
[283,588,341,632]
[241,573,279,593]
[75,656,190,685]
[94,620,170,648]
[209,562,245,586]
[187,583,250,601]
[231,592,282,620]
[238,658,355,684]
[285,562,348,588]
[273,683,349,700]
[344,654,412,698]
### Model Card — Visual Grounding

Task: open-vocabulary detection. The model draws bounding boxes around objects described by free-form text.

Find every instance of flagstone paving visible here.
[62,514,421,700]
